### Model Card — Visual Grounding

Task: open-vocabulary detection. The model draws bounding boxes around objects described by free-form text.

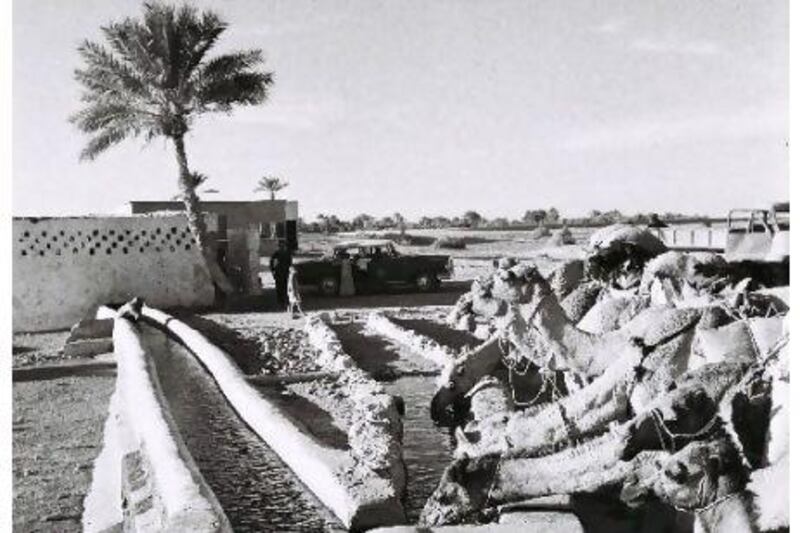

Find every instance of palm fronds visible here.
[71,1,273,158]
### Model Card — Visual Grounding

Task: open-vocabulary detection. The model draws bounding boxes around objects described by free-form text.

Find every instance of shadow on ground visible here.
[209,281,472,314]
[175,314,265,374]
[391,318,483,351]
[255,384,349,450]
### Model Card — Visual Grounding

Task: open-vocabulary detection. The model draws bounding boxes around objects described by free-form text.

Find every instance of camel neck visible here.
[528,290,598,376]
[697,493,755,533]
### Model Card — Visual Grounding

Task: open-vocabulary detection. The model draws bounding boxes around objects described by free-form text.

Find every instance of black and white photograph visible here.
[6,0,792,531]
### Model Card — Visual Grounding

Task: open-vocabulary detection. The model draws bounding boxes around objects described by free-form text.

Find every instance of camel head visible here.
[419,454,500,526]
[621,437,748,511]
[621,385,721,461]
[430,359,473,427]
[430,338,505,427]
[486,261,554,306]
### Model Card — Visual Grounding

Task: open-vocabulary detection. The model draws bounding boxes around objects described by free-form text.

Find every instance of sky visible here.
[12,0,789,221]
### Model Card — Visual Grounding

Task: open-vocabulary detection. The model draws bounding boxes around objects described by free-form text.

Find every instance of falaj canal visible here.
[141,324,344,532]
[140,314,477,529]
[330,319,478,522]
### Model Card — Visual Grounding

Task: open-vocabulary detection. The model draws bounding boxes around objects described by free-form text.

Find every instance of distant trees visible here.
[295,208,710,234]
[523,208,560,225]
[487,217,510,228]
[351,213,376,230]
[522,209,546,225]
[255,175,288,200]
[462,210,484,228]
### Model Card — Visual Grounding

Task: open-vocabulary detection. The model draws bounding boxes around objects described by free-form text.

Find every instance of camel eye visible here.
[665,462,689,483]
[448,381,456,389]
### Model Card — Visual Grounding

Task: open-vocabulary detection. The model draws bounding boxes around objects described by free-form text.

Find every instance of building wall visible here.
[130,199,299,256]
[129,200,297,228]
[12,215,215,332]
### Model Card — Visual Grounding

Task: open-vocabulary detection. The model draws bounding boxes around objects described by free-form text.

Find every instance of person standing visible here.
[287,263,304,318]
[270,240,292,308]
[339,257,355,296]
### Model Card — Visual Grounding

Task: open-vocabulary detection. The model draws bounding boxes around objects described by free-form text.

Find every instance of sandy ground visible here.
[13,370,116,532]
[12,331,71,368]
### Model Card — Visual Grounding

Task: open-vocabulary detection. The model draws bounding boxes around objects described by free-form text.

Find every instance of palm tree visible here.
[70,2,272,293]
[170,171,219,200]
[254,175,288,200]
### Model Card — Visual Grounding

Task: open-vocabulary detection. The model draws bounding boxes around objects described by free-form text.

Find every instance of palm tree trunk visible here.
[172,135,235,294]
[270,190,275,200]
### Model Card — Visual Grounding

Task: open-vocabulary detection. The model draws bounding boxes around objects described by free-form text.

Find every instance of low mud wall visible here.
[83,316,230,532]
[365,312,456,366]
[145,307,406,530]
[304,315,407,492]
[12,215,215,332]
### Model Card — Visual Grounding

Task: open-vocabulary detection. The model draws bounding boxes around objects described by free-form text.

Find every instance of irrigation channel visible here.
[141,315,481,529]
[330,318,483,522]
[141,323,344,532]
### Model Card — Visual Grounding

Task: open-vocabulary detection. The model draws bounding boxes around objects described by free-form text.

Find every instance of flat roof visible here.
[333,239,394,248]
[129,199,291,205]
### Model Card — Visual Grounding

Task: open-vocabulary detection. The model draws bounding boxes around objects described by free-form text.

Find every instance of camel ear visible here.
[454,427,469,448]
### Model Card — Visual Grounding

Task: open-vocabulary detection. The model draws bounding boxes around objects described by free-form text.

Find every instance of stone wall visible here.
[12,215,216,332]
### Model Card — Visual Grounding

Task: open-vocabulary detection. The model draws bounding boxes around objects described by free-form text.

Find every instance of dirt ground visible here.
[182,311,324,375]
[12,331,71,368]
[12,371,116,532]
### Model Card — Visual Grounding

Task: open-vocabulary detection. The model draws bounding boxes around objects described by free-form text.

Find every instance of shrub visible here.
[433,236,467,249]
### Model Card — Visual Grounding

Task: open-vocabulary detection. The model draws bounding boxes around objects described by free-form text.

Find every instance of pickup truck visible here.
[654,202,789,287]
[295,240,453,296]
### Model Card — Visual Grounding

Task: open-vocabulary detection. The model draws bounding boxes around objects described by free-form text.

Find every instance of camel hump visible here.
[642,308,702,347]
[561,281,603,322]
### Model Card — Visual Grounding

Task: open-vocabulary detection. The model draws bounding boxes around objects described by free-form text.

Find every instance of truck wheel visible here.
[414,272,435,292]
[319,276,339,296]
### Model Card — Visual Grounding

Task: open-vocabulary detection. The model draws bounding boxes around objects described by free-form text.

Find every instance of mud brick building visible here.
[130,199,299,295]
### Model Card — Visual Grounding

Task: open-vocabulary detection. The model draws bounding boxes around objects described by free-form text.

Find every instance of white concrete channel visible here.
[141,306,406,531]
[83,314,231,532]
[86,304,570,531]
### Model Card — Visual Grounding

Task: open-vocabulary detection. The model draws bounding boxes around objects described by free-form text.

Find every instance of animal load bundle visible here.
[424,231,790,530]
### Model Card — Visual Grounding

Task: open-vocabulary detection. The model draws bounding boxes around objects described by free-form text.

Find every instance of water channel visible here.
[143,315,477,529]
[330,321,471,522]
[142,324,345,532]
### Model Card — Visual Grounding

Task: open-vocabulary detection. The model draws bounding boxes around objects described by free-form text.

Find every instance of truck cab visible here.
[726,203,789,262]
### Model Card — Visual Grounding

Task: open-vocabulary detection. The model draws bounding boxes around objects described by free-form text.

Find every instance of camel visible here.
[743,325,789,531]
[455,359,749,461]
[432,340,786,528]
[584,225,667,290]
[638,251,729,306]
[621,438,756,533]
[421,361,760,526]
[420,434,748,528]
[434,256,782,427]
[560,280,603,322]
[430,262,731,427]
